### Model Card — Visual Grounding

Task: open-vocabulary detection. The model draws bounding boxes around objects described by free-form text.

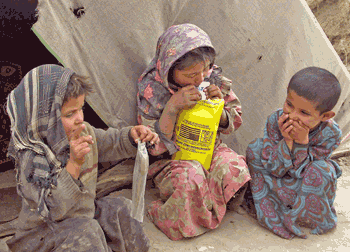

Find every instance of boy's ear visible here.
[321,111,335,121]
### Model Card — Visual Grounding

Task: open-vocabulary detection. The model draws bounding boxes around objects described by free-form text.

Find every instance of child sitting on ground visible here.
[5,64,158,252]
[246,66,342,239]
[137,23,251,241]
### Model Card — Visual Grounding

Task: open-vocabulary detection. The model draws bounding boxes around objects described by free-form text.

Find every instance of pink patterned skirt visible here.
[147,142,251,240]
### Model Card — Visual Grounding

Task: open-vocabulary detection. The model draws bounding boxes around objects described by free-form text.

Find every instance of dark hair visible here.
[287,67,341,114]
[63,73,94,104]
[168,47,215,84]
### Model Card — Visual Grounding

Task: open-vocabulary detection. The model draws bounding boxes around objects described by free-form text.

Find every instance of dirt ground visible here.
[3,157,348,252]
[1,155,349,252]
[1,1,350,251]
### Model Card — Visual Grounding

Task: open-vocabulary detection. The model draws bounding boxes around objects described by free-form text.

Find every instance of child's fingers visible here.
[207,89,218,97]
[182,88,200,102]
[292,121,303,131]
[278,114,289,128]
[205,84,218,91]
[143,132,157,144]
[144,131,159,145]
[298,120,309,130]
[189,93,200,101]
[182,85,200,96]
[292,120,309,132]
[70,124,85,140]
[74,135,93,145]
[152,133,160,144]
[206,85,223,99]
[71,142,91,160]
[135,126,159,143]
[136,126,160,144]
[284,124,293,134]
[204,85,214,95]
[191,89,201,99]
[184,100,198,110]
[182,84,197,91]
[70,135,93,162]
[77,146,91,159]
[135,127,148,142]
[281,119,293,131]
[280,113,289,120]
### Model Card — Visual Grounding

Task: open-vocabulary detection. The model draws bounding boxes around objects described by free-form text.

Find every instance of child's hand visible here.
[289,120,309,145]
[204,85,223,100]
[278,113,294,148]
[130,125,160,144]
[67,124,93,178]
[169,85,201,113]
[69,124,93,165]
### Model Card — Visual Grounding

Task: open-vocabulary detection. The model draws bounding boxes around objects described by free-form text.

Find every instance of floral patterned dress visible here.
[246,109,342,239]
[137,24,251,240]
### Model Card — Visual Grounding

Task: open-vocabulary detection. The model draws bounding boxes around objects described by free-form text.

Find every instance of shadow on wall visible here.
[0,0,106,172]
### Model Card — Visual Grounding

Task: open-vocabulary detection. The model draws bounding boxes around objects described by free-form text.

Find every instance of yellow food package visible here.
[172,99,224,170]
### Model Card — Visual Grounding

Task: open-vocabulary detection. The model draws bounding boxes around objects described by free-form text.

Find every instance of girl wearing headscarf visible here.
[5,64,158,252]
[137,24,251,240]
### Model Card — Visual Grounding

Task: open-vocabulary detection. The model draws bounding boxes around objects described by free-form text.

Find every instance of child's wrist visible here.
[128,129,138,147]
[294,139,308,145]
[66,159,81,179]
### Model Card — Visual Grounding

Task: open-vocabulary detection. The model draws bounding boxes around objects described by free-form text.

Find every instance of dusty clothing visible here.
[137,24,251,240]
[6,197,148,252]
[6,65,149,251]
[246,109,342,239]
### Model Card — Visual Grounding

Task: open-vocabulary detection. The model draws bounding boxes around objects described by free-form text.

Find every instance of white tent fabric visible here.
[33,0,350,156]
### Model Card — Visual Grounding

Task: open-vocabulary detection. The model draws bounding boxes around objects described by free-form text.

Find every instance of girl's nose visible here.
[195,73,205,86]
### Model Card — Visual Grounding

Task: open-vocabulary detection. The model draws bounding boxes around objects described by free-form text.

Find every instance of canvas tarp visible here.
[33,0,350,157]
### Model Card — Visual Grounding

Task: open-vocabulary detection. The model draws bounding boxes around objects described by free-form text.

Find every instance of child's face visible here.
[61,94,85,140]
[173,61,210,87]
[283,90,333,130]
